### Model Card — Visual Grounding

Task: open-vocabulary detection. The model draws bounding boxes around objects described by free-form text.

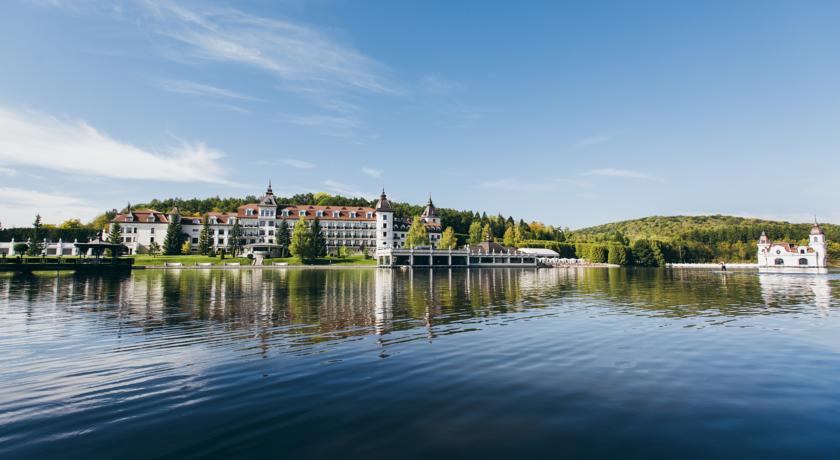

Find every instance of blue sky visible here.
[1,0,840,228]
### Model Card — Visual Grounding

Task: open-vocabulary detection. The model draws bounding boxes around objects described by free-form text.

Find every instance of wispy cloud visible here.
[480,177,592,193]
[283,158,316,169]
[479,179,558,193]
[580,168,661,181]
[138,2,397,96]
[156,78,259,101]
[324,179,370,198]
[361,167,383,178]
[278,113,360,137]
[0,187,102,226]
[0,166,17,177]
[575,133,614,147]
[0,106,230,183]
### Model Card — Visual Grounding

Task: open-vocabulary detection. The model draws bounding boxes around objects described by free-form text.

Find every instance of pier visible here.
[376,247,537,268]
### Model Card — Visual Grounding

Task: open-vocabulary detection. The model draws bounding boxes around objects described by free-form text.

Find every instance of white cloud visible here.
[361,167,383,178]
[139,2,397,96]
[283,158,315,169]
[479,177,592,193]
[0,106,230,183]
[0,187,102,227]
[580,168,661,181]
[324,179,371,198]
[278,113,360,137]
[575,133,614,147]
[0,166,17,177]
[156,78,258,101]
[479,179,558,193]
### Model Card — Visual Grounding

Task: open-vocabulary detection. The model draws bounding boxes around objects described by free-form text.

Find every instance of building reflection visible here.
[1,268,836,351]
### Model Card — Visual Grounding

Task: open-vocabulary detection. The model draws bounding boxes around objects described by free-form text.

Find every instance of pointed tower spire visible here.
[266,179,274,195]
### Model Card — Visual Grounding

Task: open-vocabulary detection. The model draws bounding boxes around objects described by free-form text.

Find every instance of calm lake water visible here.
[2,267,840,459]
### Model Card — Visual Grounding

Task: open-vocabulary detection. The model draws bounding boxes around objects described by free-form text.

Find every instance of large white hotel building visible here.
[109,184,442,256]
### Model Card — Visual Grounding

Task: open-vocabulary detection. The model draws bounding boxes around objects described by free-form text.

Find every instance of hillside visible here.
[570,215,840,244]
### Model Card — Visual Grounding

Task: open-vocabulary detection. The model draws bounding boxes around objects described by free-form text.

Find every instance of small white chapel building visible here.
[757,222,827,268]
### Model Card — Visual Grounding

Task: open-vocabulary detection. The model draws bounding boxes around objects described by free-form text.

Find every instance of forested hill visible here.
[570,215,840,245]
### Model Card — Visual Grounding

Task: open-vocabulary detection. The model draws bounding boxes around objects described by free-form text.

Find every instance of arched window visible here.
[774,258,785,265]
[798,258,809,266]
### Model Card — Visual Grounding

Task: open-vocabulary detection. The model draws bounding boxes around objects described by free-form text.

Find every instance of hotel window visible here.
[383,223,387,229]
[333,211,340,218]
[316,210,323,217]
[367,212,373,218]
[150,237,155,243]
[282,210,289,217]
[350,212,357,218]
[300,211,306,217]
[192,238,198,244]
[383,231,387,237]
[150,228,155,234]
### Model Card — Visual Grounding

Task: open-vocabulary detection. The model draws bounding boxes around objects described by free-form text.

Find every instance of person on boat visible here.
[720,261,727,271]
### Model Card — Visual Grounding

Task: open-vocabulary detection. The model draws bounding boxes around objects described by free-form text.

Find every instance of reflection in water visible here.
[2,267,840,460]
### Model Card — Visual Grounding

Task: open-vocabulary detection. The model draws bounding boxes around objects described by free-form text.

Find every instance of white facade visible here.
[108,186,440,255]
[756,224,828,268]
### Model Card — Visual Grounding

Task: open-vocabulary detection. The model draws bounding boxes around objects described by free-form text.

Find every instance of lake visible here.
[2,267,840,459]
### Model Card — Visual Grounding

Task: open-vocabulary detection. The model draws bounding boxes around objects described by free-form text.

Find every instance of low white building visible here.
[756,223,827,268]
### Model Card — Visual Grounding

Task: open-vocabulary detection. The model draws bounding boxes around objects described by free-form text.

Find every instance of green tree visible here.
[228,219,243,257]
[405,216,430,248]
[197,216,212,255]
[181,240,192,255]
[163,216,183,255]
[468,221,483,244]
[276,219,291,257]
[482,223,492,242]
[438,227,457,249]
[311,218,327,257]
[290,217,315,262]
[607,244,629,265]
[148,241,161,257]
[28,214,44,256]
[588,244,608,263]
[59,218,84,229]
[108,221,122,245]
[107,221,122,257]
[503,226,516,247]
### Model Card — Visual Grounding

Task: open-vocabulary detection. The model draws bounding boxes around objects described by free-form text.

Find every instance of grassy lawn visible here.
[264,255,377,266]
[129,255,252,267]
[129,254,376,267]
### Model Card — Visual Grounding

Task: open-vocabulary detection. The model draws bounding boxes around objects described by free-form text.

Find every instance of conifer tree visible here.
[197,216,212,255]
[310,218,327,257]
[163,216,183,255]
[276,219,291,257]
[28,214,44,256]
[228,219,242,257]
[107,221,122,257]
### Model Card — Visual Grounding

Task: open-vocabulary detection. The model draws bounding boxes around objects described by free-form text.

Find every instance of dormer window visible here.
[147,216,155,222]
[299,210,307,217]
[125,215,133,222]
[350,212,357,218]
[366,212,373,218]
[245,209,254,216]
[281,210,289,217]
[316,210,324,217]
[333,211,340,218]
